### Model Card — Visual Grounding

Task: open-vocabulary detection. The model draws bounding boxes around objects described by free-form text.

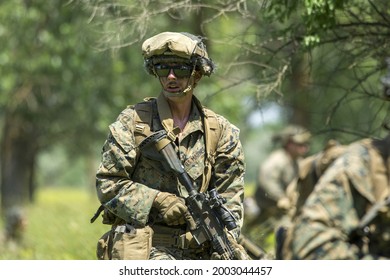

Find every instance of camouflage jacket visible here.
[95,93,245,235]
[255,149,300,210]
[290,138,390,259]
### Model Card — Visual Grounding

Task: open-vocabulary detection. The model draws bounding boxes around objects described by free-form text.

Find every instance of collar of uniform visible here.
[183,102,204,137]
[156,93,204,138]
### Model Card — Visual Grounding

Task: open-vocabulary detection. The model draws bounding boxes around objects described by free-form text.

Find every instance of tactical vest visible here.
[91,97,222,224]
[132,97,222,193]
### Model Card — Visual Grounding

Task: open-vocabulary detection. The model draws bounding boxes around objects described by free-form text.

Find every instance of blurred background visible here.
[1,0,389,259]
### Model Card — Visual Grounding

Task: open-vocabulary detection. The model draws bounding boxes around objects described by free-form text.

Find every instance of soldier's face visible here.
[287,141,310,159]
[156,63,201,96]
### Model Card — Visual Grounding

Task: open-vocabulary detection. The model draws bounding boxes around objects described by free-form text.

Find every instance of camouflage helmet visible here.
[142,32,215,77]
[273,125,312,146]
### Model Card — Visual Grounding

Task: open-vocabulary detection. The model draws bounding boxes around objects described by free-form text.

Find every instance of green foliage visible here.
[0,187,106,259]
[0,0,145,155]
[264,0,347,46]
[241,181,276,256]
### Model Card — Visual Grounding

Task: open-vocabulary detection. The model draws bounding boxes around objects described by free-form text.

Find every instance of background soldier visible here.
[286,66,390,259]
[275,139,346,259]
[253,125,311,233]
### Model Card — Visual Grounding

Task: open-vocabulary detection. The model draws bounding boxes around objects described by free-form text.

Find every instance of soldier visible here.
[288,129,390,259]
[275,139,346,259]
[93,32,247,260]
[287,72,390,259]
[253,125,311,231]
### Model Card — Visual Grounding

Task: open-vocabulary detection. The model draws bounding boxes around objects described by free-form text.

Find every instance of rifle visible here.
[238,234,267,259]
[139,130,239,260]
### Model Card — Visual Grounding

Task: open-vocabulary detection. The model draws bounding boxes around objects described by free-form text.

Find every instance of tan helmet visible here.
[273,125,312,146]
[142,32,215,77]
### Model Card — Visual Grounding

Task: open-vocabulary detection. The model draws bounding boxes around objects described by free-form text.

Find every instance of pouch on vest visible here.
[111,224,154,260]
[96,230,113,260]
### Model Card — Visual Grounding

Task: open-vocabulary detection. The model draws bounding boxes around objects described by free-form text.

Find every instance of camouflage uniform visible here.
[289,136,390,259]
[285,140,346,221]
[255,148,299,222]
[275,140,346,259]
[254,125,311,228]
[96,90,245,260]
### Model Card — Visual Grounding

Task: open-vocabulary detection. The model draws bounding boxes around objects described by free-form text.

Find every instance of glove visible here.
[210,231,251,260]
[153,192,188,226]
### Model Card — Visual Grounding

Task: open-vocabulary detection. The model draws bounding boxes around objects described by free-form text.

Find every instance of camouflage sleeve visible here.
[290,146,376,259]
[257,151,290,203]
[95,108,159,227]
[213,115,245,238]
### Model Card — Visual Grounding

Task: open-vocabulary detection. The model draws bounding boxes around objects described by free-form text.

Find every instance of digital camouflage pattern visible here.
[289,137,390,259]
[276,140,346,259]
[285,140,346,220]
[95,93,245,259]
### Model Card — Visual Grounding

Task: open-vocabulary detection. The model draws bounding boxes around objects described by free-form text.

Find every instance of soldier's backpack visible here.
[275,140,346,259]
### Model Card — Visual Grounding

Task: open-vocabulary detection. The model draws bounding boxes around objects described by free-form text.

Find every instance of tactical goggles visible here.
[154,64,193,78]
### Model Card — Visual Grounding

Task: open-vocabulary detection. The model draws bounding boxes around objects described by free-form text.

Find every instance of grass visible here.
[0,184,275,260]
[242,182,276,258]
[0,187,108,260]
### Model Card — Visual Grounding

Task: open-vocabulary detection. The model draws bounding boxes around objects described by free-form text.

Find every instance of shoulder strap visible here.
[199,106,222,193]
[203,108,221,158]
[192,96,222,158]
[133,97,161,146]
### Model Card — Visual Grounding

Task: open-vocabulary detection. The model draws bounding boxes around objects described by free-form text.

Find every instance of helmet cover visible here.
[142,32,215,76]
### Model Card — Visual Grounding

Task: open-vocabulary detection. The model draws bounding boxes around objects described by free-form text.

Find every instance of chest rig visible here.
[90,97,222,224]
[132,96,221,193]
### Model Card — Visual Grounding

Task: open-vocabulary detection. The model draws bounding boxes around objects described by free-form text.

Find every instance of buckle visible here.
[175,233,189,249]
[114,224,136,234]
[135,124,145,133]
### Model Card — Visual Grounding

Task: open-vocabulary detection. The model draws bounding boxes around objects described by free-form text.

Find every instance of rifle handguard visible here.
[139,130,239,259]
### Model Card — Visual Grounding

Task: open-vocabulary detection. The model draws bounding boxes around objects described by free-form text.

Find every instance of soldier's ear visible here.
[192,72,202,89]
[194,71,202,83]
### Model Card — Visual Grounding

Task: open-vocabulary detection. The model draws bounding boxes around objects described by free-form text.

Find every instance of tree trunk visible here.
[1,110,38,213]
[286,52,312,127]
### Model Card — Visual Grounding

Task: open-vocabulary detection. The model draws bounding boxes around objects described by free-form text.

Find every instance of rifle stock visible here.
[139,130,237,259]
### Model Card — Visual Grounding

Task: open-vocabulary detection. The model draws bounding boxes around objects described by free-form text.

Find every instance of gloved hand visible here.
[153,192,188,226]
[210,231,251,260]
